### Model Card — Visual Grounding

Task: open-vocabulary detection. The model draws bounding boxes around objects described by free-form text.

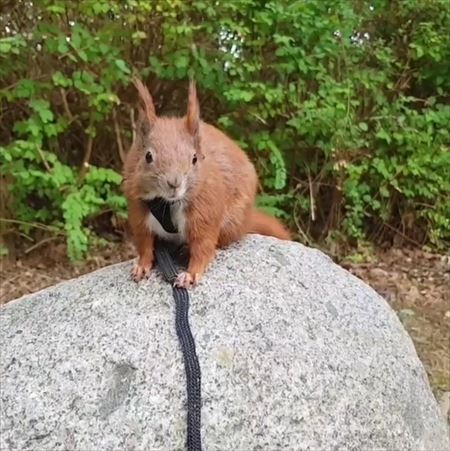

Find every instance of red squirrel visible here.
[123,78,291,288]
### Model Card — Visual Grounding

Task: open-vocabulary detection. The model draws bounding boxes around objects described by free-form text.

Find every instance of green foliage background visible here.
[1,0,449,260]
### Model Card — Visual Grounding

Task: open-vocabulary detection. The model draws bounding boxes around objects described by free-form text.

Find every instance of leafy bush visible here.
[0,140,126,260]
[1,0,449,259]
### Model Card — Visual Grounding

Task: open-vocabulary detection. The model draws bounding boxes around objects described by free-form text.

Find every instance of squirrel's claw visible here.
[174,271,199,289]
[132,262,152,282]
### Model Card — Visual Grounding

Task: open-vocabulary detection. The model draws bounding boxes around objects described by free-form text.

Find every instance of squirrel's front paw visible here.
[132,260,153,282]
[174,271,199,289]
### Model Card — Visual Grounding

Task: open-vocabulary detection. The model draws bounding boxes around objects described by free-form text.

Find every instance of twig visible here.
[2,74,47,91]
[36,147,51,172]
[57,45,90,61]
[25,236,59,254]
[0,227,35,242]
[79,116,95,179]
[293,202,312,245]
[307,169,316,221]
[17,232,34,242]
[249,112,268,125]
[1,230,35,243]
[59,88,74,121]
[381,221,423,247]
[112,107,126,163]
[293,178,339,189]
[130,106,136,143]
[0,218,62,234]
[2,273,22,286]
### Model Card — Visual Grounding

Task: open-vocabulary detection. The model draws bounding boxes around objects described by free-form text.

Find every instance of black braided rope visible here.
[154,240,202,451]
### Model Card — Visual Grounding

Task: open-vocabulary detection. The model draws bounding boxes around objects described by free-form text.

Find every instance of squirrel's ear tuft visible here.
[133,77,156,135]
[136,108,151,137]
[186,79,200,149]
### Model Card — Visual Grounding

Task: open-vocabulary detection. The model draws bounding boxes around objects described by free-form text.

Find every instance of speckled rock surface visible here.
[1,236,448,451]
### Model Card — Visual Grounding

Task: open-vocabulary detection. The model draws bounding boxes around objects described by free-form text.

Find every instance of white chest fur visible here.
[145,201,187,243]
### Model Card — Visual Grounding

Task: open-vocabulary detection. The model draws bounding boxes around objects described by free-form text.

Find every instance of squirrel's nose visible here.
[167,177,181,190]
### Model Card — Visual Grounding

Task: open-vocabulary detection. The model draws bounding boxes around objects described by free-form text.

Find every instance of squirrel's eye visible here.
[192,154,198,165]
[145,151,153,164]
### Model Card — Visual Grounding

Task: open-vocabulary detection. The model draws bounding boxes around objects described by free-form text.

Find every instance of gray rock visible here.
[1,236,448,451]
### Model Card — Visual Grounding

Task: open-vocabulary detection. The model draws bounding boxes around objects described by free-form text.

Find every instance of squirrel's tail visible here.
[248,209,291,241]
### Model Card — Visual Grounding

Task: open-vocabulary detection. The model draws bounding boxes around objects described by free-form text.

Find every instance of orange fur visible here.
[248,209,292,241]
[132,77,156,123]
[123,79,291,287]
[128,198,155,280]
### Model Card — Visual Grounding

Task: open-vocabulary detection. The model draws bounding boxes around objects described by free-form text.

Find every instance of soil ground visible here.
[1,239,449,420]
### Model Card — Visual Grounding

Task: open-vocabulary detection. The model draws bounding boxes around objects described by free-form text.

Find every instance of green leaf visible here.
[114,59,130,74]
[52,71,72,87]
[175,55,189,69]
[0,42,12,53]
[0,245,9,257]
[358,122,368,131]
[132,31,147,42]
[29,99,54,123]
[376,128,392,144]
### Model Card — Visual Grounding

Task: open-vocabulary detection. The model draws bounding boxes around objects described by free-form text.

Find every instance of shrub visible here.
[1,0,449,259]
